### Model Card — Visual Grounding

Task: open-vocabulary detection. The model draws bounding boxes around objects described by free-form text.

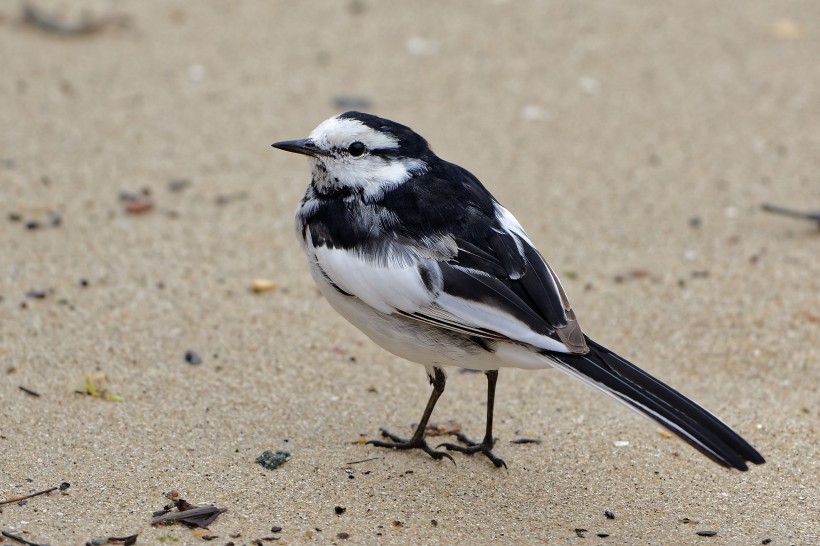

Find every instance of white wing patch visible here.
[312,243,436,314]
[310,236,572,354]
[430,293,571,353]
[494,203,531,243]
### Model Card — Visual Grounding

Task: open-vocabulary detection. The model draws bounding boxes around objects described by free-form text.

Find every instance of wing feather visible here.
[308,198,586,355]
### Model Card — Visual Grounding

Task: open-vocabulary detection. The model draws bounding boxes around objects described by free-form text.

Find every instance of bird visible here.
[272,111,765,471]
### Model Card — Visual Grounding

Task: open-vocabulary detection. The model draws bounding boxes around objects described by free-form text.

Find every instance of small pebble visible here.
[255,450,291,470]
[604,510,615,519]
[697,530,718,537]
[185,350,202,365]
[270,526,282,533]
[334,506,346,515]
[336,532,350,539]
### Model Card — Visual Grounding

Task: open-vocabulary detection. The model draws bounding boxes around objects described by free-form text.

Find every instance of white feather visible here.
[305,116,426,199]
[307,235,571,356]
[312,241,434,314]
[310,117,400,151]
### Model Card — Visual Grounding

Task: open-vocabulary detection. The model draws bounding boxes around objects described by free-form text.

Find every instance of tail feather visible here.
[545,337,765,471]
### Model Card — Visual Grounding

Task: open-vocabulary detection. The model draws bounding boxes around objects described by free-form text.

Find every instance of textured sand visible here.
[1,1,818,544]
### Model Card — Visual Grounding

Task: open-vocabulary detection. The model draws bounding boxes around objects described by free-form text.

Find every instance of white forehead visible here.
[309,116,399,150]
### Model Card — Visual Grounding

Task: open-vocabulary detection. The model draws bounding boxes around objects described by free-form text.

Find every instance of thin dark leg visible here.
[438,369,507,468]
[367,367,454,463]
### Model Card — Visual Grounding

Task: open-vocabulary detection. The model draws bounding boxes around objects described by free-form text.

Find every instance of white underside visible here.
[308,256,557,375]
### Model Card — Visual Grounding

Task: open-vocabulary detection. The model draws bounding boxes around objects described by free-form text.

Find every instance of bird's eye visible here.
[348,141,366,157]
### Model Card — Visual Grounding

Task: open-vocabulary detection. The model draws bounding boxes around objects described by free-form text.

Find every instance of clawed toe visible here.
[438,434,507,468]
[367,429,455,463]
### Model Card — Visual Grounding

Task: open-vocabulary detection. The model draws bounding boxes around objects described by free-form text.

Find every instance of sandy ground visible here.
[1,1,818,544]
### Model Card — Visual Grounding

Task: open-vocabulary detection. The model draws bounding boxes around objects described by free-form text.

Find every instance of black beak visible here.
[271,139,327,157]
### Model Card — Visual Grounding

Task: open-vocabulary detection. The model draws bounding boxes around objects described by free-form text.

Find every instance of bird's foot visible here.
[367,428,455,464]
[438,432,507,468]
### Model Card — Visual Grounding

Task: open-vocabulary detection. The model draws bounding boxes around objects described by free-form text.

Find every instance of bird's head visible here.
[273,112,431,199]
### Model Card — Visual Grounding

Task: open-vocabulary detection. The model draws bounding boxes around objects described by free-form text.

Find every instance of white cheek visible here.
[337,157,425,198]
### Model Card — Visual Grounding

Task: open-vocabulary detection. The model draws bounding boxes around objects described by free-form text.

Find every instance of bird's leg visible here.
[367,367,454,463]
[438,370,507,468]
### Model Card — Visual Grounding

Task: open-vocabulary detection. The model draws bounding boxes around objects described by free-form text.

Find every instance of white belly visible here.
[307,257,550,372]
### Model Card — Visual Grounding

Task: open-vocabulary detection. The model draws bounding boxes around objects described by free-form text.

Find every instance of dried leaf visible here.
[151,505,226,528]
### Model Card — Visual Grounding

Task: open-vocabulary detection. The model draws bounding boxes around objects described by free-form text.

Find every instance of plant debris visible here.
[251,279,279,293]
[424,420,462,436]
[656,427,674,439]
[78,372,124,402]
[574,528,588,538]
[345,457,379,465]
[2,530,47,546]
[151,494,226,528]
[120,189,154,214]
[84,534,138,546]
[8,209,61,231]
[255,450,291,470]
[510,438,541,444]
[613,269,652,283]
[18,386,40,397]
[762,203,820,226]
[696,530,718,537]
[25,289,49,299]
[0,482,69,506]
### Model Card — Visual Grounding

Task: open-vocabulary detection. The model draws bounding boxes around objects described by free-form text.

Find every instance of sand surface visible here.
[1,1,818,544]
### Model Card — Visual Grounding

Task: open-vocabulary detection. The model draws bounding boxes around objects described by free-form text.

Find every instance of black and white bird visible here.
[272,111,765,470]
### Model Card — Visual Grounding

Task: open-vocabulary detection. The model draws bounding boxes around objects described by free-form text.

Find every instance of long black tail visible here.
[545,336,765,470]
